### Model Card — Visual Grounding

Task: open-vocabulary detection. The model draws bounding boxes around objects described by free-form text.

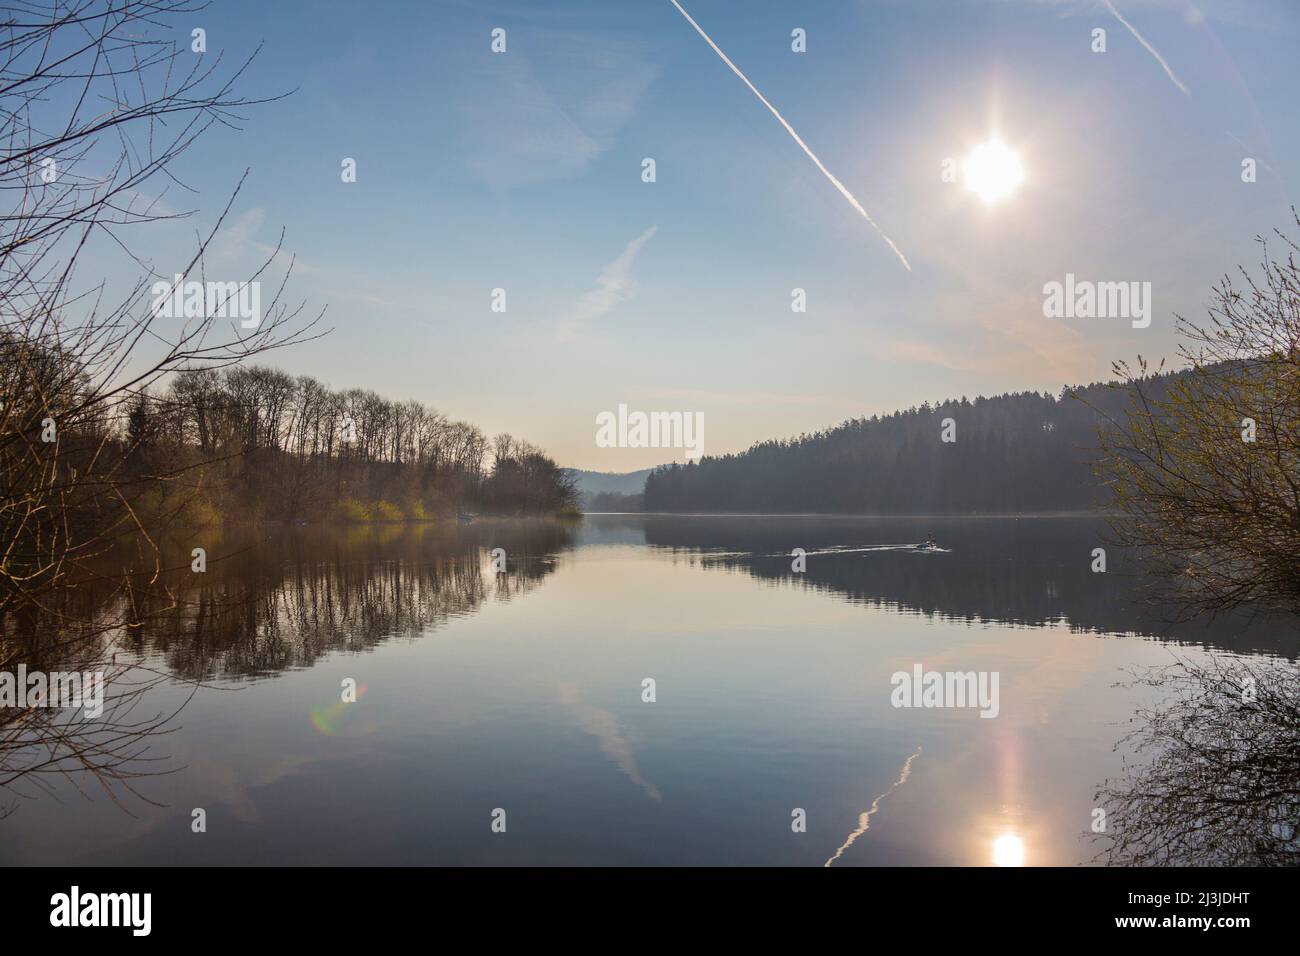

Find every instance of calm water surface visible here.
[3,515,1294,866]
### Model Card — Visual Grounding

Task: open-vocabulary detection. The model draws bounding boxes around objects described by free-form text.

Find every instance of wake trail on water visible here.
[696,545,952,559]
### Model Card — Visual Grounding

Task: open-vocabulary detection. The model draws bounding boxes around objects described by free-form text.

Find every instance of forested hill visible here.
[644,381,1138,514]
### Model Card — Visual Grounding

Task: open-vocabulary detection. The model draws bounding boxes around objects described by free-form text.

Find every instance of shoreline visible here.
[582,510,1119,519]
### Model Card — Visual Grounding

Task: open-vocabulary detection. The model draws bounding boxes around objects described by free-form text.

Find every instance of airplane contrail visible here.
[1102,0,1190,96]
[824,745,922,867]
[667,0,912,271]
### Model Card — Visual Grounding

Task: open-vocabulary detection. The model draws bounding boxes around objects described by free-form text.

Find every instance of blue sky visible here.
[100,0,1300,468]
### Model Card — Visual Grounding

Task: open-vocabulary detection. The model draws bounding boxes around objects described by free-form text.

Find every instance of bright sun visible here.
[962,139,1025,203]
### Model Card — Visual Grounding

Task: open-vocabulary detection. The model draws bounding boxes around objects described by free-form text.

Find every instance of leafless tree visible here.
[1096,210,1300,615]
[1,0,319,801]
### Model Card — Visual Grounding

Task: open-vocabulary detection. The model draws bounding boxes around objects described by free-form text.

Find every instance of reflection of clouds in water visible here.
[558,682,661,803]
[179,752,318,826]
[824,745,922,867]
[913,629,1109,721]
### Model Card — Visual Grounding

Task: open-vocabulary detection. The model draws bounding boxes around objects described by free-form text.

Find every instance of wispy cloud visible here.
[207,207,319,277]
[1102,0,1190,95]
[874,308,1096,383]
[455,30,659,188]
[557,225,657,340]
[876,338,972,372]
[859,286,1100,387]
[209,207,268,263]
[645,387,828,407]
[667,0,911,271]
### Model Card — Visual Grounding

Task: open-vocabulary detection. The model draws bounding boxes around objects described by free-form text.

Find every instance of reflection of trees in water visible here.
[1,521,571,812]
[1094,656,1300,866]
[631,515,1299,657]
[0,619,186,819]
[139,521,573,680]
[161,550,496,679]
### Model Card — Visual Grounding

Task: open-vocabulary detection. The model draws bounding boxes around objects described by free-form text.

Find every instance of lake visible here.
[2,514,1295,866]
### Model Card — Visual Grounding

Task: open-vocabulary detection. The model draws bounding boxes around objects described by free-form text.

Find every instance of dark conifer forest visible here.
[644,380,1144,514]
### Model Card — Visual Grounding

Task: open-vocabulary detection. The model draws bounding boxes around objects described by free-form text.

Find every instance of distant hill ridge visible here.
[643,379,1150,514]
[565,467,656,497]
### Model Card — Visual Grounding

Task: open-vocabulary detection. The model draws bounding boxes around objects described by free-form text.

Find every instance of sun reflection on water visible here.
[992,832,1026,867]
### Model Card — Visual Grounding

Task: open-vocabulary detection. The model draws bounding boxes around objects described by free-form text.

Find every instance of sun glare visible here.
[962,139,1025,203]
